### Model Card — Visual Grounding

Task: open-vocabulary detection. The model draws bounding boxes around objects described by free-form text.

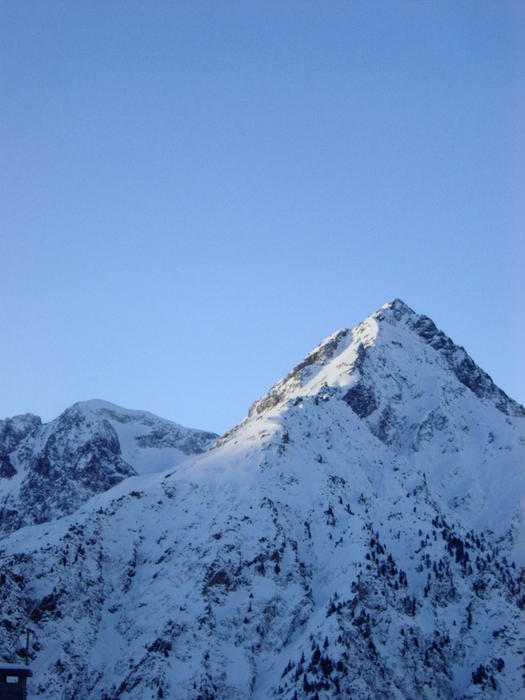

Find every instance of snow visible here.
[0,398,217,537]
[75,399,218,475]
[0,299,523,699]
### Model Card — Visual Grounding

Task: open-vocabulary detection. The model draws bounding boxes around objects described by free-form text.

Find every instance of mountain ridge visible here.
[247,298,524,420]
[0,299,523,699]
[0,399,218,537]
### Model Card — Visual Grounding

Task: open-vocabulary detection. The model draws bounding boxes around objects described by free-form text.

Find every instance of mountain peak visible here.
[245,300,525,431]
[381,297,415,314]
[0,400,218,537]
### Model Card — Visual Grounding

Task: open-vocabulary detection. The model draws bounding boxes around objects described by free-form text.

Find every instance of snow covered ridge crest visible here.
[383,299,525,417]
[0,400,218,536]
[249,298,524,420]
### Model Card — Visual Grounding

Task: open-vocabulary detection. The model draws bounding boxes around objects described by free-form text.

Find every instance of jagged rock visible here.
[0,300,523,699]
[0,400,218,536]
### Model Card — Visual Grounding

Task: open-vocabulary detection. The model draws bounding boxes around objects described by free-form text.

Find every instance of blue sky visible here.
[1,1,523,433]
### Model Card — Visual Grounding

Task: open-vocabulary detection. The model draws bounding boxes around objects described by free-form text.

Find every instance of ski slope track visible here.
[0,299,523,699]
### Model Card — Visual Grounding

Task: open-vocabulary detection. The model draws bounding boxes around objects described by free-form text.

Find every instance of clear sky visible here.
[1,1,523,434]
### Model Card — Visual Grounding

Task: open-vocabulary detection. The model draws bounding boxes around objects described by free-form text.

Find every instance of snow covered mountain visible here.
[0,399,218,536]
[0,300,523,699]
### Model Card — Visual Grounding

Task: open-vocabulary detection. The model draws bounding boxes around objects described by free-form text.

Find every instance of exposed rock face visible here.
[250,298,524,422]
[0,400,218,536]
[0,301,523,699]
[392,300,524,417]
[0,414,42,478]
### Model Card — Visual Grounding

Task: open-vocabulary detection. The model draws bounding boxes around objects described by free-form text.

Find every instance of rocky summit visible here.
[0,300,523,699]
[0,400,218,537]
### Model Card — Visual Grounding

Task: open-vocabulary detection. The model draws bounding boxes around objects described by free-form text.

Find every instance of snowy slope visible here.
[244,299,525,562]
[0,400,218,536]
[0,300,523,699]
